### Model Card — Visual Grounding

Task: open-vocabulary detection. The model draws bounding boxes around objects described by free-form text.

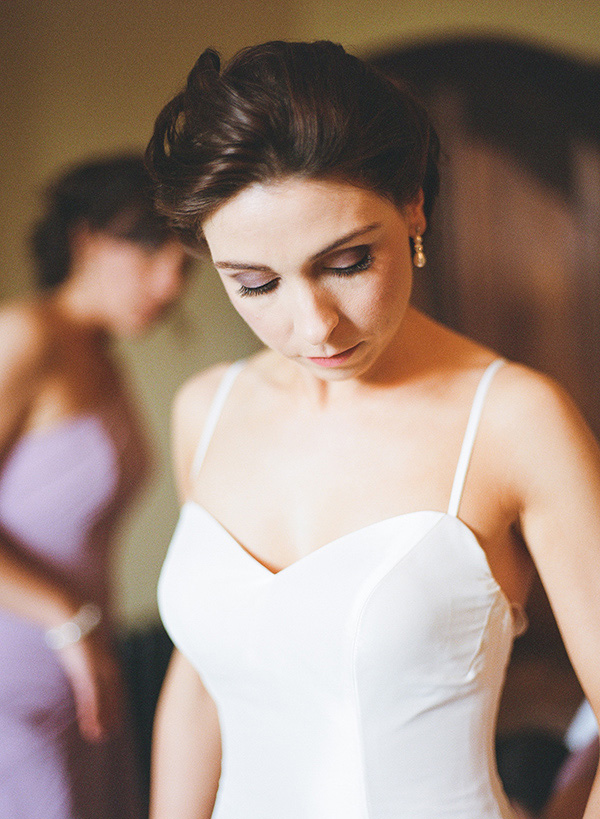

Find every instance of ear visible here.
[405,189,426,237]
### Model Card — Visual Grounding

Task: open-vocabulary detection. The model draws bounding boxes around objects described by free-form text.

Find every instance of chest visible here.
[196,398,479,560]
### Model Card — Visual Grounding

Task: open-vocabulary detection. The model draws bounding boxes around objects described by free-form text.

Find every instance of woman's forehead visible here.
[203,178,399,256]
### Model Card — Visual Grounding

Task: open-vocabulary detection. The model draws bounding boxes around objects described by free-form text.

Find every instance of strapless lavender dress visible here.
[0,414,143,819]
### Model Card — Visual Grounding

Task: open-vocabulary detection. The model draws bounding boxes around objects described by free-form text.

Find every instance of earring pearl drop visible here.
[413,232,426,268]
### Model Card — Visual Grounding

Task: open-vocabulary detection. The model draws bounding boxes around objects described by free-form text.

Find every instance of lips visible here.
[307,343,361,367]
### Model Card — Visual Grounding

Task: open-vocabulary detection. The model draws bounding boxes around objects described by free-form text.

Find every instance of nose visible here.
[292,284,339,346]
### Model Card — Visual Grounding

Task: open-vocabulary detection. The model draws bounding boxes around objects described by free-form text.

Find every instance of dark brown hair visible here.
[31,154,176,289]
[146,40,440,250]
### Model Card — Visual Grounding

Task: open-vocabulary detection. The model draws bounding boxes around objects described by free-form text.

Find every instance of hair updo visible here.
[31,154,176,290]
[146,40,440,250]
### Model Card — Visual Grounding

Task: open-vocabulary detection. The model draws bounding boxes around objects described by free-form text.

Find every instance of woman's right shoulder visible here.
[172,350,272,430]
[172,361,242,431]
[0,301,53,441]
[171,361,247,495]
[0,300,52,375]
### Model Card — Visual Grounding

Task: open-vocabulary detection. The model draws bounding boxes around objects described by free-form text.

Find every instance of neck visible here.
[48,274,106,333]
[44,286,109,348]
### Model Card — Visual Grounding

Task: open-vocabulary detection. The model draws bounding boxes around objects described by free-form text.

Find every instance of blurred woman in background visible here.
[0,154,188,818]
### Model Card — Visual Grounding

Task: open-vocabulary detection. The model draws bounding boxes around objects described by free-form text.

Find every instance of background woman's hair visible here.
[31,154,175,289]
[146,40,440,250]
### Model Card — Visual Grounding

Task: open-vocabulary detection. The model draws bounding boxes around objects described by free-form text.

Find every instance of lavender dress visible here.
[0,410,147,819]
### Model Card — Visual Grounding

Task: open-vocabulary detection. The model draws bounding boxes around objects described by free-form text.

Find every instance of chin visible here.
[302,360,366,381]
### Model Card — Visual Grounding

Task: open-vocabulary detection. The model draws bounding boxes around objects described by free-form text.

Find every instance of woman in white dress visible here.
[146,41,600,818]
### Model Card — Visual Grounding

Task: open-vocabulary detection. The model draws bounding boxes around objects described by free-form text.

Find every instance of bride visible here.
[146,41,600,819]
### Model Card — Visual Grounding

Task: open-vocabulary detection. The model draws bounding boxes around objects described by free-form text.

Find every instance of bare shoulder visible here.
[171,360,248,499]
[0,300,51,372]
[489,361,591,442]
[172,349,273,431]
[172,363,235,426]
[485,361,599,499]
[0,300,54,442]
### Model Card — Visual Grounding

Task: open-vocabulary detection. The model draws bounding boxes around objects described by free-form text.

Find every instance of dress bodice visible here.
[0,405,148,606]
[0,416,118,568]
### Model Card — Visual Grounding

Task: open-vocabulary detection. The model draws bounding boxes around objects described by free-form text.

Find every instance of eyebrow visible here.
[213,223,382,273]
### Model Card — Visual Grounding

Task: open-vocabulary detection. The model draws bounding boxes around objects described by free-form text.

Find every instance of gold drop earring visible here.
[412,231,426,268]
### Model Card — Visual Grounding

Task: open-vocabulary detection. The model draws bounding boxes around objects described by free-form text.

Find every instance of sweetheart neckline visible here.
[179,499,526,631]
[183,498,447,572]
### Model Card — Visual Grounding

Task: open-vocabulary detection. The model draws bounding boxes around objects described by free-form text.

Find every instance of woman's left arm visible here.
[507,369,600,818]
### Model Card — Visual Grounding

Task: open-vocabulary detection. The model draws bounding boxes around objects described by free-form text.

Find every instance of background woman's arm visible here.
[542,737,599,819]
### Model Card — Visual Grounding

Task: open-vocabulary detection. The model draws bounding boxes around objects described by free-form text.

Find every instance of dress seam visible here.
[349,514,446,818]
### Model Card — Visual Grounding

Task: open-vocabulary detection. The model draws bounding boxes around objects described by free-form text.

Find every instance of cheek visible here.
[100,265,140,304]
[230,297,288,346]
[118,279,146,312]
[350,269,411,329]
[381,261,413,308]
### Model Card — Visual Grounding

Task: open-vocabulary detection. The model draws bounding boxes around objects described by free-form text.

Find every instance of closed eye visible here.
[237,278,279,297]
[235,245,372,296]
[324,246,373,276]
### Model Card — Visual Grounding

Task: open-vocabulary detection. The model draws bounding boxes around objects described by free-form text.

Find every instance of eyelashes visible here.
[328,250,373,276]
[237,279,279,298]
[237,248,373,297]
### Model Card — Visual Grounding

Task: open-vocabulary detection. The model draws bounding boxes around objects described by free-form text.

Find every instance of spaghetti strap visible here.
[190,360,246,480]
[447,359,505,517]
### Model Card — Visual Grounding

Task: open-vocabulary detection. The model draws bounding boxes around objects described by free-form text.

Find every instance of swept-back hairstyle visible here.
[31,154,176,289]
[146,40,440,250]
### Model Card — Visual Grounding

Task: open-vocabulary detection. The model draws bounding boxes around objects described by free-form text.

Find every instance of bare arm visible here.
[502,368,600,819]
[150,649,221,819]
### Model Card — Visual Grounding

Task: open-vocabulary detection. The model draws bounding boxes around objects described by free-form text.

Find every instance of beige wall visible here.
[292,0,600,62]
[1,0,598,625]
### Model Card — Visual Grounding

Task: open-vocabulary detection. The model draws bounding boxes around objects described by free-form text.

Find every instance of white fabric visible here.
[565,700,598,752]
[159,360,518,818]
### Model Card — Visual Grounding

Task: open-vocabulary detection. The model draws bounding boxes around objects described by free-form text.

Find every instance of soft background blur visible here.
[2,0,599,632]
